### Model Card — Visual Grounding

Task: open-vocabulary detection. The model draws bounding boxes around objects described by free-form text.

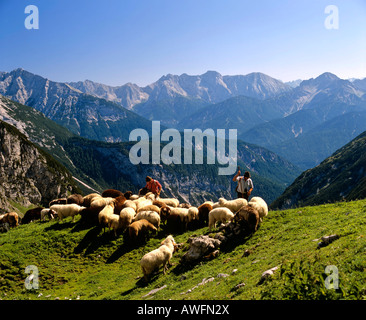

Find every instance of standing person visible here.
[232,169,253,200]
[144,176,162,197]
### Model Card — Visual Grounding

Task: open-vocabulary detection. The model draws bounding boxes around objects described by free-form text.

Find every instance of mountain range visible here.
[2,69,366,172]
[0,94,301,206]
[271,130,366,209]
[1,67,366,175]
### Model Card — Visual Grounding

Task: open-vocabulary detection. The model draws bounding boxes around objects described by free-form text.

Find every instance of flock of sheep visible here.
[0,188,268,281]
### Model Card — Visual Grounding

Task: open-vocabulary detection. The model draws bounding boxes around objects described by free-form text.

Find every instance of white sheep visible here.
[218,197,248,213]
[188,207,199,222]
[98,203,115,231]
[208,207,235,231]
[212,202,220,209]
[137,204,161,214]
[40,208,56,221]
[133,198,153,211]
[50,204,86,222]
[91,197,115,209]
[134,210,161,229]
[82,193,101,207]
[157,197,179,208]
[119,207,136,229]
[123,200,137,212]
[248,197,268,219]
[140,235,177,281]
[108,214,122,237]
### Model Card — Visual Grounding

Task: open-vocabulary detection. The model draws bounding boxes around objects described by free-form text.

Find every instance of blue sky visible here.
[0,0,366,86]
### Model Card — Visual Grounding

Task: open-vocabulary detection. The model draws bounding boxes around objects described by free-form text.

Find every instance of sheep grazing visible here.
[202,201,215,207]
[119,207,136,229]
[144,192,157,202]
[152,200,167,209]
[0,212,19,228]
[137,204,160,215]
[161,207,191,231]
[108,214,123,237]
[79,206,103,226]
[22,207,44,224]
[179,203,191,208]
[50,203,86,222]
[82,193,101,207]
[165,210,182,233]
[208,207,235,231]
[122,200,137,212]
[140,235,178,281]
[40,208,57,221]
[126,219,157,244]
[197,203,212,226]
[187,206,200,229]
[248,197,268,219]
[90,197,114,210]
[218,197,248,213]
[49,198,67,207]
[134,198,153,212]
[234,205,260,232]
[67,194,84,205]
[157,197,179,208]
[123,191,133,199]
[113,196,127,215]
[101,189,124,198]
[134,211,161,229]
[98,203,115,232]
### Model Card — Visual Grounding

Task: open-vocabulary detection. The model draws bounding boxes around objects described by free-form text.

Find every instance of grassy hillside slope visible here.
[0,200,365,300]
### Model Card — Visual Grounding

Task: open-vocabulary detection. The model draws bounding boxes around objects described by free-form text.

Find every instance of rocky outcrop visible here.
[0,120,77,213]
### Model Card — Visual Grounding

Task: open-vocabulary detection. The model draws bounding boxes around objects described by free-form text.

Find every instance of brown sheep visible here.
[49,198,67,207]
[197,203,212,226]
[0,212,19,228]
[102,189,124,198]
[22,207,44,224]
[165,210,184,233]
[153,200,167,209]
[113,195,127,215]
[126,219,157,244]
[123,191,133,199]
[160,206,170,224]
[79,206,103,226]
[82,193,101,207]
[67,194,84,205]
[234,205,260,232]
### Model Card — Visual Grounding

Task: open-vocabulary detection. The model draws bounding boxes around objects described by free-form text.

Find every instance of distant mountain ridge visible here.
[69,70,292,108]
[0,68,153,142]
[271,130,366,209]
[2,68,366,173]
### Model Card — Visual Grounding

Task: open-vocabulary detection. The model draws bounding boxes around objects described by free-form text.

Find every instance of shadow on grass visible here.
[44,220,75,231]
[73,225,114,255]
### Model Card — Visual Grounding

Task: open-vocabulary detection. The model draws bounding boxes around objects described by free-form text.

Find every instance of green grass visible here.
[1,199,365,300]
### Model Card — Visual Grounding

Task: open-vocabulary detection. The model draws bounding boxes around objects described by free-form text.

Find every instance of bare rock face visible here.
[0,120,75,212]
[180,235,221,263]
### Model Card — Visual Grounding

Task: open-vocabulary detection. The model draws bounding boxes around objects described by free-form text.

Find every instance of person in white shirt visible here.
[232,169,253,200]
